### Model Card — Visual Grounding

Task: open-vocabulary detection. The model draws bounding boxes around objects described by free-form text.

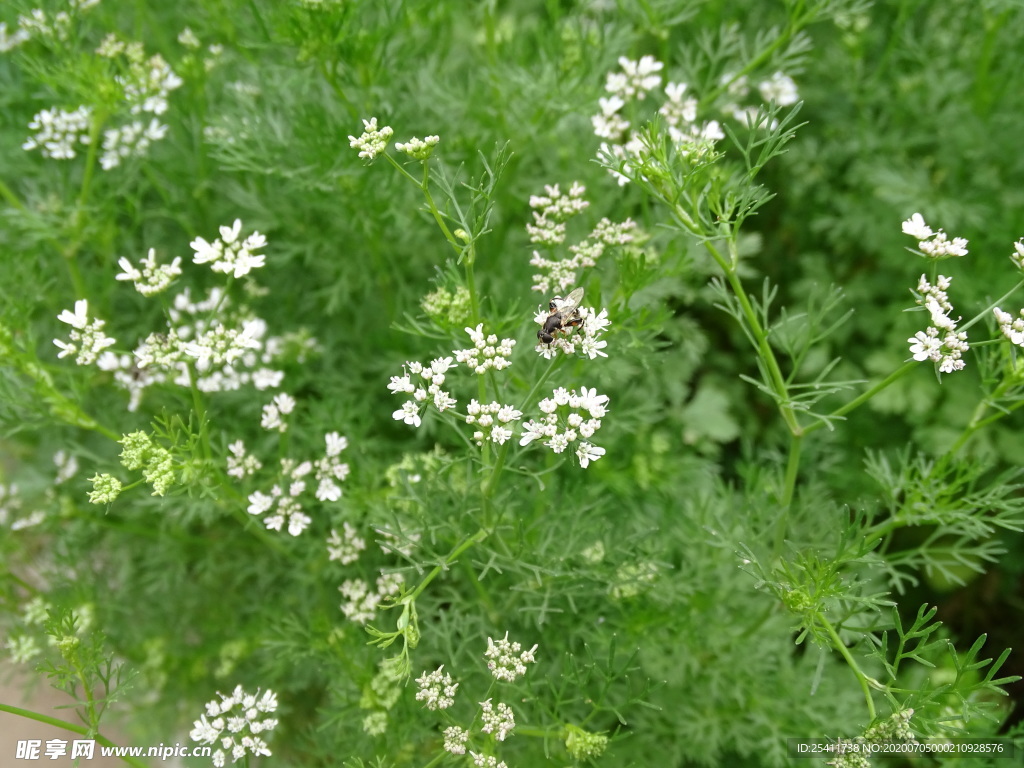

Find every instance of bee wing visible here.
[559,287,585,313]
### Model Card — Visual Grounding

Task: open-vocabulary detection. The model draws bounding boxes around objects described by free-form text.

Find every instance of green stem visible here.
[418,753,449,768]
[0,176,27,210]
[773,433,803,557]
[184,364,213,462]
[805,362,917,437]
[482,439,510,501]
[0,704,149,768]
[817,612,877,722]
[382,153,462,254]
[704,239,801,435]
[460,558,499,624]
[407,528,488,602]
[959,277,1024,334]
[946,394,1024,456]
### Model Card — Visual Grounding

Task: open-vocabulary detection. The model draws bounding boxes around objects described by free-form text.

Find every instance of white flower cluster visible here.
[454,324,516,374]
[22,32,179,169]
[350,117,444,163]
[5,1,99,48]
[96,284,308,410]
[595,59,799,186]
[349,117,394,160]
[993,307,1024,348]
[483,632,538,682]
[535,305,611,361]
[528,182,638,295]
[226,440,262,479]
[189,685,278,768]
[190,219,268,279]
[526,182,589,245]
[22,106,92,160]
[326,521,366,565]
[53,300,117,365]
[469,755,508,768]
[0,21,30,51]
[594,56,721,186]
[388,357,458,428]
[605,54,664,100]
[520,387,609,468]
[465,401,522,446]
[246,432,349,535]
[123,54,182,115]
[261,392,296,432]
[53,450,79,485]
[1011,239,1024,272]
[1,483,44,531]
[315,432,350,501]
[442,726,469,755]
[246,482,312,537]
[339,572,403,624]
[479,698,515,741]
[396,135,440,160]
[100,119,169,170]
[907,274,968,373]
[177,27,224,72]
[414,665,459,711]
[115,248,182,296]
[757,71,800,106]
[902,212,969,259]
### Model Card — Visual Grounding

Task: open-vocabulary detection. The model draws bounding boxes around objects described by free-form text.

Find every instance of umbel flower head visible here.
[414,665,459,710]
[53,300,116,366]
[190,219,267,278]
[901,212,969,259]
[189,685,278,768]
[349,117,393,160]
[115,248,182,296]
[454,324,516,373]
[484,631,538,682]
[520,387,609,468]
[23,106,92,160]
[907,274,968,374]
[387,357,457,428]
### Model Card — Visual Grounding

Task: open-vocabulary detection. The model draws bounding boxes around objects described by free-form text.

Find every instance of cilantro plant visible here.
[2,1,1024,767]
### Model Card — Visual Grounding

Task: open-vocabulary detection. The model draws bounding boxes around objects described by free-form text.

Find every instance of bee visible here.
[537,287,585,344]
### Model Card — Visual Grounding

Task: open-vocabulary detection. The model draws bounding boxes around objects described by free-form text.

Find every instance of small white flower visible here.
[54,300,117,365]
[53,450,79,484]
[453,325,516,373]
[227,440,262,479]
[442,726,469,755]
[348,117,393,160]
[327,523,365,565]
[116,248,182,295]
[190,219,267,278]
[479,698,515,741]
[576,441,606,468]
[23,106,93,160]
[393,401,422,427]
[484,632,538,682]
[57,300,90,330]
[757,71,799,105]
[191,686,278,764]
[414,666,459,710]
[608,55,663,99]
[908,276,968,373]
[395,134,440,160]
[100,119,169,170]
[994,306,1024,347]
[902,213,933,240]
